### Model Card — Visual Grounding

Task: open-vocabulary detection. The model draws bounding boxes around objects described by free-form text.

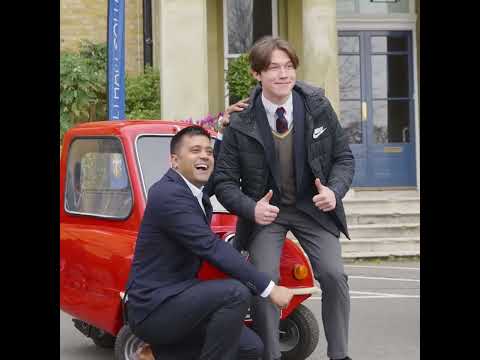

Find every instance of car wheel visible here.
[279,304,319,360]
[114,325,147,360]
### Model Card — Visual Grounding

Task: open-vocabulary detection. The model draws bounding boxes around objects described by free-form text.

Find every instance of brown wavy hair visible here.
[248,36,299,73]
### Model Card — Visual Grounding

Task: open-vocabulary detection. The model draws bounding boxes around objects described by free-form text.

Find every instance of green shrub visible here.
[60,41,161,143]
[125,66,161,119]
[60,41,107,142]
[226,54,257,104]
[79,41,108,75]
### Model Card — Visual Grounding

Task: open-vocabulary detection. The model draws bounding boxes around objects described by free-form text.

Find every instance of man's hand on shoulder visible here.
[254,190,280,225]
[269,285,293,309]
[217,98,249,134]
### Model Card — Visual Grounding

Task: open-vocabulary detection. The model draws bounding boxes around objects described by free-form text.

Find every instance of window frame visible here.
[134,133,226,212]
[222,0,278,107]
[64,136,134,220]
[336,0,415,17]
[134,133,175,200]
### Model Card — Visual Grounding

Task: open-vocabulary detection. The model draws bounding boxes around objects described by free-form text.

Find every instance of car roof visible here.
[66,119,218,138]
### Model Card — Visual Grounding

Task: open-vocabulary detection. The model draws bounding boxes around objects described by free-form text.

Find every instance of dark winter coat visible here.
[214,81,355,250]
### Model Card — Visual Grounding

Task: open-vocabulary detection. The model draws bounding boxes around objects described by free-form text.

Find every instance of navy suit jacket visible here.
[126,168,271,327]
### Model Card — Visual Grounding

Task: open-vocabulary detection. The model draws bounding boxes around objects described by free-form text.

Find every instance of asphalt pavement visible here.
[60,259,419,360]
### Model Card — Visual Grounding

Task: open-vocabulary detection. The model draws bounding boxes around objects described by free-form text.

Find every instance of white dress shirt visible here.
[176,170,206,215]
[175,169,275,297]
[261,92,293,133]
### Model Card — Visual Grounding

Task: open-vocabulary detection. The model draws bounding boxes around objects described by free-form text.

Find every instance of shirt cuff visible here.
[260,280,275,298]
[216,132,223,141]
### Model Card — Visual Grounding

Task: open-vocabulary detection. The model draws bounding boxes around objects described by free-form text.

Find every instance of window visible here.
[337,0,411,15]
[338,35,363,144]
[135,135,172,196]
[224,0,277,105]
[135,135,226,212]
[65,138,133,219]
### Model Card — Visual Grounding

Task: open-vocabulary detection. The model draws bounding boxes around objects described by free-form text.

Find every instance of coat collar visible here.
[233,80,328,121]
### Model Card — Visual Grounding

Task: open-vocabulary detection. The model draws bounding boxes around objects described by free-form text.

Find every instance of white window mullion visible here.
[223,0,229,108]
[272,0,278,37]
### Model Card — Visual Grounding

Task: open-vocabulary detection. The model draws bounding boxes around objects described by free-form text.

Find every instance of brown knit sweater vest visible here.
[272,127,296,205]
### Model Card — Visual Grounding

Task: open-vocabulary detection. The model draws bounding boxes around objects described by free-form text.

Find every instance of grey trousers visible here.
[248,205,350,360]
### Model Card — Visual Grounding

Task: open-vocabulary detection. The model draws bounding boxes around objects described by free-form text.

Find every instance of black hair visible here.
[170,125,211,155]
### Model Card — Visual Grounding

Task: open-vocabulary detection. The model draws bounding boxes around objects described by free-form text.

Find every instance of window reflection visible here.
[372,55,409,98]
[388,55,409,97]
[338,36,359,53]
[65,138,132,218]
[373,100,410,143]
[372,55,388,99]
[371,36,407,52]
[339,101,362,144]
[227,0,253,54]
[337,0,410,15]
[225,0,274,103]
[339,55,361,99]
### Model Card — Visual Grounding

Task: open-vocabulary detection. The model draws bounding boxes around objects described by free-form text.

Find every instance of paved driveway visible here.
[60,259,420,360]
[306,260,420,359]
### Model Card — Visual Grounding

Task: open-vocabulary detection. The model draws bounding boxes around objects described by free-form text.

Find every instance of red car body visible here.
[60,120,318,338]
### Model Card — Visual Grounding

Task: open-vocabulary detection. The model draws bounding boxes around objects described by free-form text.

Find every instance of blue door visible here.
[338,31,416,187]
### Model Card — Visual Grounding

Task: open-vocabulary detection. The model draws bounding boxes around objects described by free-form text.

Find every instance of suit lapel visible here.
[254,96,281,191]
[166,169,211,225]
[292,90,306,193]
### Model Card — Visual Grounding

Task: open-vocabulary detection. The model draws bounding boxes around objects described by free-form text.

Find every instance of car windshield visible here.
[135,135,227,212]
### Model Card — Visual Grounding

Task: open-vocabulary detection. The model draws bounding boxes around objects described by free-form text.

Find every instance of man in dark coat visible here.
[125,125,293,359]
[214,37,355,360]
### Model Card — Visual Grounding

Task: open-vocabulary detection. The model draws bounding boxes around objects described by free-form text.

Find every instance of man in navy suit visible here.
[214,37,355,360]
[125,125,294,359]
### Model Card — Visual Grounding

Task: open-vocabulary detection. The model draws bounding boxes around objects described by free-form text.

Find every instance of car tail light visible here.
[293,264,309,280]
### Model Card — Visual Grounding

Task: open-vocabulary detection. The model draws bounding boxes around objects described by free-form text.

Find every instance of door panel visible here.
[338,33,367,185]
[338,31,416,186]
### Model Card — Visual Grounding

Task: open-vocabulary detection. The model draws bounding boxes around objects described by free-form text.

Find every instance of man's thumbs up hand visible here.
[315,178,324,193]
[312,178,336,212]
[260,189,273,203]
[255,190,280,225]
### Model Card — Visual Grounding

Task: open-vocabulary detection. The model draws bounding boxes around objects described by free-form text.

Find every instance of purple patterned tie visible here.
[275,107,288,134]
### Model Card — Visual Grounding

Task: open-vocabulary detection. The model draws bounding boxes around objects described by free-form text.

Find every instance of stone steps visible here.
[347,212,419,225]
[215,189,421,258]
[341,189,420,258]
[341,223,420,239]
[340,237,420,258]
[343,198,420,213]
[345,189,419,199]
[286,189,421,258]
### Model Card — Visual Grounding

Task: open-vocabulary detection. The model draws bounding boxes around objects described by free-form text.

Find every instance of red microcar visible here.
[60,120,320,359]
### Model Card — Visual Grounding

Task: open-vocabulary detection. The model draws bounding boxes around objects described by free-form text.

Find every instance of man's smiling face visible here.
[171,134,213,188]
[252,48,296,105]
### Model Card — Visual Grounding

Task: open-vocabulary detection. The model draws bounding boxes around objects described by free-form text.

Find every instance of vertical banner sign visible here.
[107,0,125,120]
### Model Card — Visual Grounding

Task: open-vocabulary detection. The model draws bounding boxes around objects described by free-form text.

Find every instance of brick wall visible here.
[60,0,144,75]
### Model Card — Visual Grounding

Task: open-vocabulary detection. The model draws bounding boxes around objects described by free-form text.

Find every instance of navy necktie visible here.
[275,107,288,134]
[202,192,213,223]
